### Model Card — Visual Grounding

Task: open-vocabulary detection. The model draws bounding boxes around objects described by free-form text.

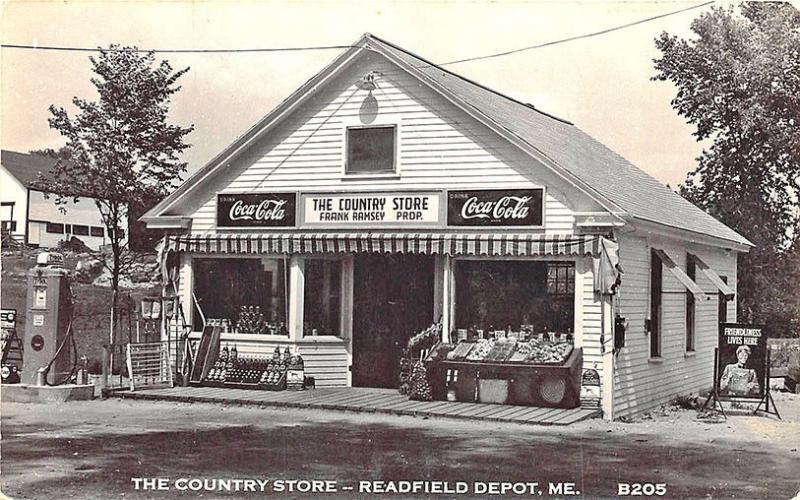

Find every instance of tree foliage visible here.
[32,45,193,341]
[654,3,800,335]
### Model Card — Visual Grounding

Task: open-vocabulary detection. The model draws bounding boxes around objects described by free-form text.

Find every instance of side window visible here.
[650,249,663,358]
[686,255,696,352]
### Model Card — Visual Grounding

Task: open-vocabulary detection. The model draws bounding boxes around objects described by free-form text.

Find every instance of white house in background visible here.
[0,150,125,251]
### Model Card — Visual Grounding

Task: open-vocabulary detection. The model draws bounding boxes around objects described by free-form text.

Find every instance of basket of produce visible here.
[484,339,517,362]
[465,339,494,361]
[446,341,476,361]
[522,340,573,365]
[408,323,443,358]
[507,343,529,362]
[425,343,454,363]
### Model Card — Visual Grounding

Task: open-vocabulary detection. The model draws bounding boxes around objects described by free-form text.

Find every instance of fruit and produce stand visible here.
[423,338,582,408]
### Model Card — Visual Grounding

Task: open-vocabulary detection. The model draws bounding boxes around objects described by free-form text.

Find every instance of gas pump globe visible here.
[21,252,73,385]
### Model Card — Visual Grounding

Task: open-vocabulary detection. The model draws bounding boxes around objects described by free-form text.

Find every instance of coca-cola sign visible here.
[447,189,543,227]
[217,193,296,227]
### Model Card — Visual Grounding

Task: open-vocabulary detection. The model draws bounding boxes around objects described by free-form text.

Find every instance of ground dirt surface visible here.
[1,393,798,500]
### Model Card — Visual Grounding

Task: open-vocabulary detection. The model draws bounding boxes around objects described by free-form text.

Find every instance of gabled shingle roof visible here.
[1,150,58,188]
[144,33,751,248]
[367,34,751,247]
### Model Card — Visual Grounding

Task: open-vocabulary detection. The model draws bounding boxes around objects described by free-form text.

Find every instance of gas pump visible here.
[21,252,75,385]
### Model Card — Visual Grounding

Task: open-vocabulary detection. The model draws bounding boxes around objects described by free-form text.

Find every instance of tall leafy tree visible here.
[33,45,194,343]
[653,3,800,335]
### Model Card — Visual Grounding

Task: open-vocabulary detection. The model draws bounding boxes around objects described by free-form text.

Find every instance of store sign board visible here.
[447,189,544,227]
[217,193,297,228]
[717,323,767,398]
[303,192,440,226]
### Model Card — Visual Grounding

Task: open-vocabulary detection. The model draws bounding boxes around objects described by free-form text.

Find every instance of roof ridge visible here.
[365,33,574,126]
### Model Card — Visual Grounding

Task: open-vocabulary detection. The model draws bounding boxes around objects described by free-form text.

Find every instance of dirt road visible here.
[1,394,798,499]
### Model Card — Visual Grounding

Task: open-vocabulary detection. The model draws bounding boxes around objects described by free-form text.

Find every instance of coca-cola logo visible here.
[217,193,296,227]
[229,199,288,222]
[460,195,531,220]
[448,189,543,227]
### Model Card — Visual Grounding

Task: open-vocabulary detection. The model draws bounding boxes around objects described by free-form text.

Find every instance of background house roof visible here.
[367,34,751,247]
[1,150,58,189]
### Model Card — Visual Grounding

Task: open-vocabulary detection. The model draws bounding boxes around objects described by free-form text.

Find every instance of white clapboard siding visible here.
[297,341,350,387]
[182,51,606,233]
[613,234,737,418]
[581,267,604,377]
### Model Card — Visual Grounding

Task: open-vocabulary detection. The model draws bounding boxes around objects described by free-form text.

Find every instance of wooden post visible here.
[340,256,354,386]
[573,257,587,349]
[179,254,193,337]
[601,294,615,421]
[439,255,455,343]
[126,344,135,391]
[101,344,109,396]
[322,260,332,327]
[288,255,305,341]
[433,255,445,323]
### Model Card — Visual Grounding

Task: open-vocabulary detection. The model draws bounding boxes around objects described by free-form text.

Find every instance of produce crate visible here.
[427,348,583,408]
[484,340,517,362]
[447,341,476,361]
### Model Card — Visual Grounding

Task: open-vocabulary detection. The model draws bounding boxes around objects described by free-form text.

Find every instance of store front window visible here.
[192,257,288,333]
[455,260,575,335]
[303,259,342,337]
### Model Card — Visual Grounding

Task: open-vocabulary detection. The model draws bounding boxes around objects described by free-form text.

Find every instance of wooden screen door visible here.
[352,254,434,388]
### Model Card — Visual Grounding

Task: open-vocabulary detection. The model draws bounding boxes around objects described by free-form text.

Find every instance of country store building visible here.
[141,34,751,420]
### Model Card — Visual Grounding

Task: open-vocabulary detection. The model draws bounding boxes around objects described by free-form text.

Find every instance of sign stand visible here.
[702,347,781,419]
[753,349,781,419]
[701,348,727,418]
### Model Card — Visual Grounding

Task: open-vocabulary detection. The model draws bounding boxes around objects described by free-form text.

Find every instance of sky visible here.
[0,0,731,188]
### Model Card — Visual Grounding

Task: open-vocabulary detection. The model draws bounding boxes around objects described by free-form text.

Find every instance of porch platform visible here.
[111,386,600,426]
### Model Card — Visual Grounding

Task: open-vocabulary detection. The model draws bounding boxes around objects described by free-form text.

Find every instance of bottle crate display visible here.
[201,345,304,391]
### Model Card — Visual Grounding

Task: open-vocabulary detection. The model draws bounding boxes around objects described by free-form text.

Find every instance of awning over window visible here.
[690,253,735,300]
[653,248,706,299]
[165,233,603,257]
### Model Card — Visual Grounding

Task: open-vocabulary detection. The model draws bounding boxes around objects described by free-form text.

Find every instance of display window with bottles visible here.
[454,259,575,338]
[192,257,289,335]
[303,258,343,337]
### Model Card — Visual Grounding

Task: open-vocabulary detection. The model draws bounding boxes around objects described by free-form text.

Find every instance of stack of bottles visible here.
[235,305,288,335]
[201,344,303,391]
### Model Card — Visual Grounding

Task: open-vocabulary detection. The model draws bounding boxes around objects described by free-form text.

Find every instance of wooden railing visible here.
[0,231,25,250]
[101,341,173,393]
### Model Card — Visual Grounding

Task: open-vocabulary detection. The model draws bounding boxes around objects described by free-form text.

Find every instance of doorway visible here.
[352,254,434,388]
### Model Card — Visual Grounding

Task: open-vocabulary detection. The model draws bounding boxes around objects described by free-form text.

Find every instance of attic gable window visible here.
[346,125,396,174]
